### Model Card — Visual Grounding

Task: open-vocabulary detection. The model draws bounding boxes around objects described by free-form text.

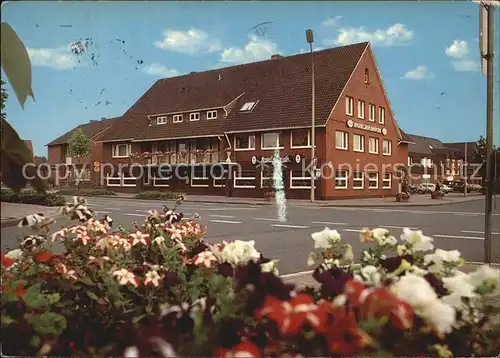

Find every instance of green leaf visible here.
[132,314,145,324]
[22,290,48,309]
[1,314,16,326]
[30,334,41,348]
[79,276,96,286]
[1,290,19,304]
[25,312,67,335]
[86,291,99,301]
[1,118,46,193]
[0,22,34,108]
[46,293,60,305]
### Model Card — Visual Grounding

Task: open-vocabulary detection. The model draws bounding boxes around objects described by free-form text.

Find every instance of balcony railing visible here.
[130,151,224,165]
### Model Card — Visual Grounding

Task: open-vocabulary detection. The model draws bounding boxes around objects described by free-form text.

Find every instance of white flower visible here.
[51,228,68,242]
[396,244,408,256]
[421,299,456,336]
[261,260,279,275]
[124,346,140,357]
[324,258,340,268]
[5,249,22,260]
[372,228,398,246]
[442,275,476,298]
[194,251,218,268]
[411,265,428,276]
[424,249,462,273]
[467,264,500,293]
[332,294,347,307]
[217,240,260,266]
[307,253,316,267]
[167,226,184,241]
[130,231,149,246]
[400,228,434,252]
[117,238,132,252]
[311,227,341,249]
[359,265,382,286]
[144,271,161,287]
[112,268,138,287]
[152,236,165,246]
[392,273,437,309]
[344,244,354,261]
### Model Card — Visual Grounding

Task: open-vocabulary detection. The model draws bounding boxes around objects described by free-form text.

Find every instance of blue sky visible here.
[2,1,500,156]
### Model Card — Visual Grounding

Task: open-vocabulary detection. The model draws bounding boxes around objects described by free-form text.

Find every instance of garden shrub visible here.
[1,197,499,357]
[134,191,183,201]
[1,189,66,206]
[55,188,117,196]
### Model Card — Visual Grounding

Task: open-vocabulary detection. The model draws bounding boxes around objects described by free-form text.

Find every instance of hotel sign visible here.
[347,119,387,135]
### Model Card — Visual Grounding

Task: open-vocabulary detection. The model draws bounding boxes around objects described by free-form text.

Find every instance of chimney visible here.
[90,120,98,123]
[271,54,282,60]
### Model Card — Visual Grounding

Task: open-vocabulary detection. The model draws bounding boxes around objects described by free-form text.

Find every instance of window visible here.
[173,114,183,123]
[382,139,392,156]
[261,168,284,189]
[234,135,256,150]
[353,134,364,152]
[345,96,354,116]
[357,100,365,119]
[335,131,348,150]
[364,68,370,84]
[290,130,311,148]
[368,172,379,189]
[335,169,348,189]
[190,112,200,121]
[240,102,257,111]
[378,107,385,124]
[261,132,282,150]
[369,104,376,122]
[353,171,364,189]
[234,170,255,188]
[383,173,392,189]
[369,137,379,154]
[112,144,130,158]
[213,167,225,188]
[290,170,312,189]
[190,167,209,187]
[408,156,413,166]
[156,116,167,125]
[207,110,217,120]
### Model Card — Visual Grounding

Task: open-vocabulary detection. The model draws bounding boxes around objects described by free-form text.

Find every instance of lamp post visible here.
[306,29,316,203]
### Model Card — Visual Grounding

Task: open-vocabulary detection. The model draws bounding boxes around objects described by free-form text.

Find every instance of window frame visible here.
[290,130,311,149]
[364,68,370,84]
[189,112,200,121]
[353,134,364,153]
[357,100,365,119]
[234,135,256,151]
[289,170,312,189]
[368,137,379,154]
[345,96,354,116]
[206,110,217,120]
[240,102,257,112]
[173,114,183,123]
[261,132,283,150]
[368,172,379,189]
[335,169,349,189]
[369,104,376,122]
[190,167,210,187]
[112,144,131,158]
[383,173,392,189]
[382,139,392,156]
[335,131,348,150]
[353,171,364,190]
[156,116,167,125]
[233,171,256,189]
[378,107,385,124]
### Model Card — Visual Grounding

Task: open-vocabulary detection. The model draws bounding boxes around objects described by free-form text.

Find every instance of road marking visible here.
[123,213,146,217]
[94,211,109,214]
[453,213,480,216]
[271,224,310,229]
[342,228,361,233]
[255,217,280,221]
[311,221,347,225]
[209,214,235,218]
[434,234,484,240]
[280,270,314,278]
[380,225,418,230]
[210,219,242,224]
[461,230,500,235]
[102,207,121,210]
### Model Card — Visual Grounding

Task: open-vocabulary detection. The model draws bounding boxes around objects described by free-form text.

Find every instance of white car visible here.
[417,183,436,194]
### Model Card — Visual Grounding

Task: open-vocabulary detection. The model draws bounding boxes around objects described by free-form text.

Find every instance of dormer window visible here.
[240,101,257,112]
[156,116,167,125]
[190,112,200,121]
[207,110,217,119]
[173,114,183,123]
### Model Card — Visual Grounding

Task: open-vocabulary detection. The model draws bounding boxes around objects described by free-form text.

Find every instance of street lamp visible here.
[306,29,316,203]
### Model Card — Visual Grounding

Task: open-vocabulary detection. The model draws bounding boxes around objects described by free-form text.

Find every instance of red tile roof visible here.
[47,117,122,146]
[101,42,370,142]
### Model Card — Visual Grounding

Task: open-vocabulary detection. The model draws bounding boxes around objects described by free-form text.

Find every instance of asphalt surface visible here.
[2,196,500,275]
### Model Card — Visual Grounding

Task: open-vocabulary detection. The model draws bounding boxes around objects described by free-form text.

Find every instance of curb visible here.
[1,217,19,228]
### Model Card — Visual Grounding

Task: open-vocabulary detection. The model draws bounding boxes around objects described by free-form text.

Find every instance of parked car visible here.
[417,183,436,194]
[451,181,472,193]
[441,184,453,194]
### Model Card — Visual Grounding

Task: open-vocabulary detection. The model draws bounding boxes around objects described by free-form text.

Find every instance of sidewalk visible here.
[1,202,62,228]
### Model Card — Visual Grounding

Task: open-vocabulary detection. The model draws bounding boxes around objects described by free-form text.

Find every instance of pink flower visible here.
[112,268,139,287]
[144,271,161,287]
[51,228,68,242]
[194,251,218,268]
[130,231,150,246]
[56,264,78,280]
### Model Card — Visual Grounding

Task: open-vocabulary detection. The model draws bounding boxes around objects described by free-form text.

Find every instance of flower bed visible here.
[134,191,184,201]
[1,197,499,357]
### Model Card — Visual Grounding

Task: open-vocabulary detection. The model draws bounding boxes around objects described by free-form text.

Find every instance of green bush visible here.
[134,190,182,200]
[0,189,66,206]
[55,188,116,196]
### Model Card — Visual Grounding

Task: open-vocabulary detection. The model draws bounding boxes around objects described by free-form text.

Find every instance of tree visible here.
[67,128,91,159]
[1,78,8,121]
[472,135,487,164]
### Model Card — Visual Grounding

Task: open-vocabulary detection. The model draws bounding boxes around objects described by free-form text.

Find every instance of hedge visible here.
[0,189,66,206]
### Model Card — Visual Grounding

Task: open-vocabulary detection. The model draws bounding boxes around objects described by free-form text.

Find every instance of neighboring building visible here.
[23,140,34,161]
[46,117,121,186]
[48,42,412,199]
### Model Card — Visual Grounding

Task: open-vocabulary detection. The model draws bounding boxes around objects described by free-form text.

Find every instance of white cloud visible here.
[445,40,469,58]
[326,23,414,47]
[142,63,179,77]
[27,46,80,70]
[402,65,434,80]
[220,35,279,64]
[452,59,480,72]
[323,16,342,27]
[154,28,221,54]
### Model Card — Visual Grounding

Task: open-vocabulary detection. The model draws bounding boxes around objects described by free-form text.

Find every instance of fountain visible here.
[272,148,288,222]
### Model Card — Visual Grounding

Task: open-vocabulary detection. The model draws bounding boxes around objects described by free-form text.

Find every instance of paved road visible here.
[2,196,500,275]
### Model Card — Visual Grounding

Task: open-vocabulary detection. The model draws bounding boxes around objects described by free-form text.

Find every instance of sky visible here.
[2,1,500,156]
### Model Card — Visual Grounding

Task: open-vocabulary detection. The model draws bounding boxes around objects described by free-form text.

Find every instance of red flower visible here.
[361,287,414,330]
[34,251,53,263]
[214,339,261,358]
[344,280,366,305]
[255,293,329,336]
[1,252,15,268]
[2,282,28,297]
[325,310,371,356]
